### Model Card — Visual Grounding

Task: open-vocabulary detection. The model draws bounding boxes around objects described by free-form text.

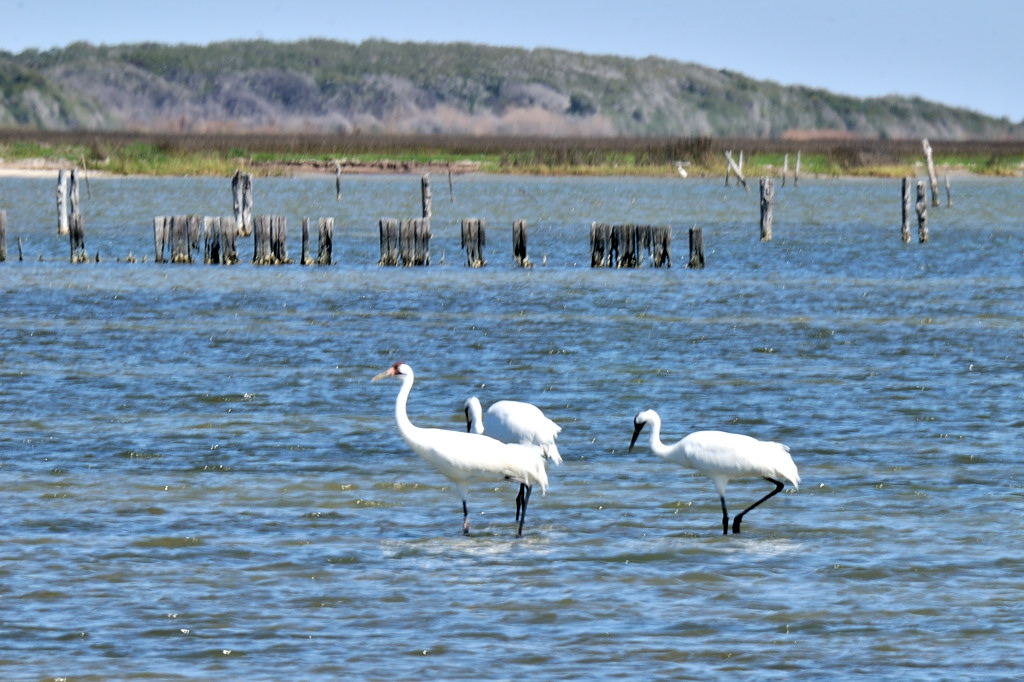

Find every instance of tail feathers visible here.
[542,442,563,465]
[776,444,800,489]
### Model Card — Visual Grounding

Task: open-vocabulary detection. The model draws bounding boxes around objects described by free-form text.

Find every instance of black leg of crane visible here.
[515,484,525,521]
[462,500,470,535]
[517,485,532,537]
[720,496,729,535]
[732,477,784,534]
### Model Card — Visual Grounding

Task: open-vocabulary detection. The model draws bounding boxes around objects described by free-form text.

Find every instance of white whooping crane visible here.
[630,409,799,534]
[373,362,548,537]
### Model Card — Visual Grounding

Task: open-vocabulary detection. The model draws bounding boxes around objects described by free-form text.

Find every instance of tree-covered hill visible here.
[1,39,1020,139]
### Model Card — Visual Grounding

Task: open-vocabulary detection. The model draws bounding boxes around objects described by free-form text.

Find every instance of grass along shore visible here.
[1,131,1023,178]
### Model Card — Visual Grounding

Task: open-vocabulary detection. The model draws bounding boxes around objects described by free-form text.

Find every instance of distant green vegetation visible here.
[1,131,1022,178]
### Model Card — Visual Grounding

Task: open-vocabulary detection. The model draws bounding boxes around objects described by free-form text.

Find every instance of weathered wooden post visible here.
[795,150,801,187]
[153,216,168,263]
[317,218,334,265]
[653,226,672,267]
[915,181,929,243]
[170,215,192,263]
[335,162,342,202]
[414,217,431,265]
[759,177,774,242]
[421,173,432,219]
[725,150,731,186]
[0,210,6,262]
[782,154,789,187]
[901,177,913,243]
[398,219,415,266]
[56,169,69,235]
[944,175,953,208]
[636,224,651,267]
[613,224,637,268]
[69,213,87,263]
[253,215,272,264]
[513,219,530,267]
[688,227,704,269]
[69,169,81,223]
[922,139,940,207]
[461,218,485,267]
[272,216,289,264]
[301,217,313,265]
[378,218,399,266]
[204,216,220,264]
[220,216,238,264]
[590,222,610,267]
[725,151,749,190]
[232,171,254,236]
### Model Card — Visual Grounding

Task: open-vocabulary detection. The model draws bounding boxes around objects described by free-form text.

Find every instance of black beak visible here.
[629,421,645,452]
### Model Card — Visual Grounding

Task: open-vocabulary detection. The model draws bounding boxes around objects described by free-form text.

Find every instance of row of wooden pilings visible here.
[2,167,950,264]
[152,214,335,265]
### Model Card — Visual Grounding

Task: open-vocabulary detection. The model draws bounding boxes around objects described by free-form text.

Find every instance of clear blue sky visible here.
[4,0,1022,122]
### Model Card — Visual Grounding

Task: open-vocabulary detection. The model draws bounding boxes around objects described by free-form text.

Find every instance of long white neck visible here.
[644,412,672,458]
[393,371,419,443]
[465,397,484,434]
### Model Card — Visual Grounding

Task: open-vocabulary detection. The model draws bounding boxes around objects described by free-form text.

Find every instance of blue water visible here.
[1,173,1022,679]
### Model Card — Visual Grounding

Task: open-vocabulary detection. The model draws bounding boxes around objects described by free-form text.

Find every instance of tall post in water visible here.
[0,210,6,262]
[915,181,929,243]
[759,177,774,242]
[421,173,432,220]
[687,227,705,269]
[922,139,940,207]
[513,220,530,267]
[901,178,913,243]
[56,169,69,235]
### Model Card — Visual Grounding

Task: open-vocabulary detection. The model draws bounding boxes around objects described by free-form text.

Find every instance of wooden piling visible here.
[725,151,749,190]
[170,215,192,263]
[915,181,929,243]
[513,219,530,267]
[613,224,637,268]
[378,218,399,266]
[782,154,789,187]
[69,169,81,223]
[944,175,953,208]
[253,215,273,264]
[688,227,704,269]
[69,213,87,263]
[232,171,254,236]
[653,226,672,268]
[317,218,334,265]
[413,218,431,265]
[636,224,651,267]
[922,139,940,207]
[795,150,801,187]
[335,162,342,202]
[462,218,485,267]
[421,173,432,219]
[0,210,6,262]
[590,222,609,267]
[901,178,913,243]
[759,177,774,242]
[301,217,313,265]
[57,169,69,235]
[153,216,168,263]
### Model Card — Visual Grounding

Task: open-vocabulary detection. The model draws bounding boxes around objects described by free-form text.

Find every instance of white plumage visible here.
[464,396,562,464]
[373,362,548,537]
[630,409,799,534]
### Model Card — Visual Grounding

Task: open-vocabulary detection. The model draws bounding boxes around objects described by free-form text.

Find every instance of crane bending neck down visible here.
[630,408,799,535]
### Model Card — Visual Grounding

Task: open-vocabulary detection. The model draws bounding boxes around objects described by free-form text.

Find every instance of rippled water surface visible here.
[1,174,1023,679]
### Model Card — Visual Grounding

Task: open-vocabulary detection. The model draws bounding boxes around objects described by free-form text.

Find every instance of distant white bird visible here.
[373,362,548,537]
[630,409,799,534]
[464,396,562,522]
[675,161,688,178]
